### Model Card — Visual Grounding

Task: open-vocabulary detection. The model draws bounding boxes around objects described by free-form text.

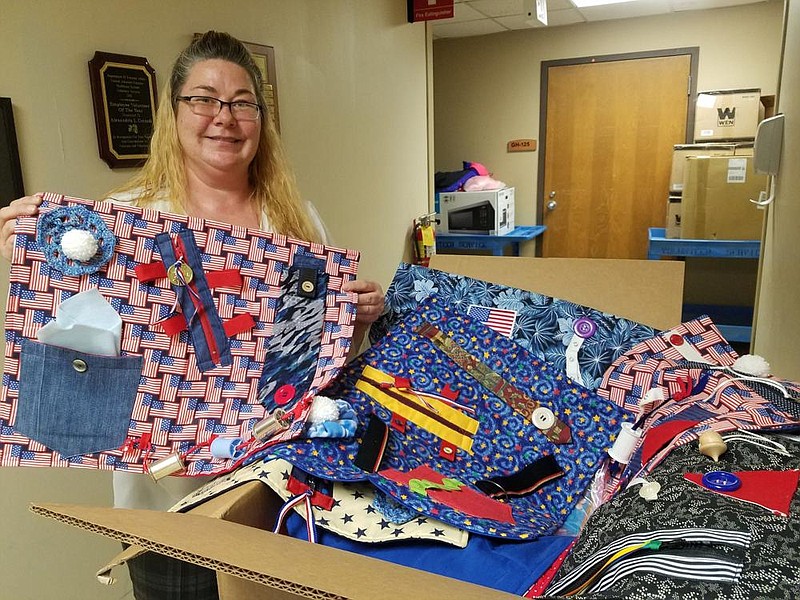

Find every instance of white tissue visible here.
[36,288,121,356]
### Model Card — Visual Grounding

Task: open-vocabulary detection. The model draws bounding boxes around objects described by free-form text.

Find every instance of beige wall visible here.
[433,2,784,244]
[753,0,800,380]
[0,1,430,598]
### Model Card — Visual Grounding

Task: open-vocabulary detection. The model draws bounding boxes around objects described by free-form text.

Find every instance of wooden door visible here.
[540,51,696,259]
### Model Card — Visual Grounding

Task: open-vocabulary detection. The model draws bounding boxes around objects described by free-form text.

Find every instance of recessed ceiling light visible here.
[571,0,642,7]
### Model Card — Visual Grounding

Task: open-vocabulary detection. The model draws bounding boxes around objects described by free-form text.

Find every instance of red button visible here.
[390,413,407,433]
[439,441,457,461]
[669,334,684,346]
[274,384,296,406]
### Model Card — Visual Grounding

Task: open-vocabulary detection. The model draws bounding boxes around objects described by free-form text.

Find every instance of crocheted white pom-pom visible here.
[61,229,98,262]
[733,354,771,378]
[308,395,340,424]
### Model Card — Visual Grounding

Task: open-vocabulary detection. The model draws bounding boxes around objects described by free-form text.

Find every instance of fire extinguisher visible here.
[412,212,437,267]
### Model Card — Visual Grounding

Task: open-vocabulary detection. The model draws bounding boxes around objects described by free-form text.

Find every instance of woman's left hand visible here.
[342,279,385,325]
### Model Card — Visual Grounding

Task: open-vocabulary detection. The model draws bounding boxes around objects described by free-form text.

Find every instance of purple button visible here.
[573,317,597,339]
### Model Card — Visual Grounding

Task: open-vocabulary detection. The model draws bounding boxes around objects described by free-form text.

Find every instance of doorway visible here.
[538,48,698,259]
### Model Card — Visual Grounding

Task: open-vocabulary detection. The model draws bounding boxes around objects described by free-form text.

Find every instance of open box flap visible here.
[428,255,684,330]
[30,500,522,600]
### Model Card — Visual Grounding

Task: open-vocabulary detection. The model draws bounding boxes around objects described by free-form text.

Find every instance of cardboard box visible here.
[666,195,682,239]
[733,142,755,156]
[33,497,518,600]
[681,155,767,240]
[31,257,686,599]
[427,256,684,330]
[693,88,765,142]
[670,143,736,193]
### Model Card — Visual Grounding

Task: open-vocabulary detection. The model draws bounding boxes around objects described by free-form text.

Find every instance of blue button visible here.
[701,470,741,492]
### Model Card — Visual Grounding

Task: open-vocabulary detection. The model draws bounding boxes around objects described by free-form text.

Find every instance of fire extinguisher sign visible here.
[408,0,455,23]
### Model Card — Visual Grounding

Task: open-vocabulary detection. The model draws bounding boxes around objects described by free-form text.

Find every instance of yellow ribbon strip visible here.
[357,365,478,454]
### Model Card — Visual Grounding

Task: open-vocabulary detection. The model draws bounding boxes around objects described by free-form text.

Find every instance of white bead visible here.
[61,229,99,262]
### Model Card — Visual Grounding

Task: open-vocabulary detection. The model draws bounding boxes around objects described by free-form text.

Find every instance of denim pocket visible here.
[15,339,143,458]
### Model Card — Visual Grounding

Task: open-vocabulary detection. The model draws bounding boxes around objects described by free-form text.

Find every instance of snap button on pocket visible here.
[72,359,88,373]
[298,267,318,298]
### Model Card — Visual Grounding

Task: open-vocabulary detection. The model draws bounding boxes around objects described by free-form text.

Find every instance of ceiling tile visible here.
[432,0,771,36]
[432,18,509,38]
[467,0,525,17]
[451,2,491,22]
[495,14,546,29]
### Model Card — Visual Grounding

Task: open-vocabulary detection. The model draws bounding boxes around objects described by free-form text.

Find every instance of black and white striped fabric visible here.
[547,431,800,599]
[547,528,750,596]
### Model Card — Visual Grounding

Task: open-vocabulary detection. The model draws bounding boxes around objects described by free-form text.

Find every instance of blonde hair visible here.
[110,31,322,243]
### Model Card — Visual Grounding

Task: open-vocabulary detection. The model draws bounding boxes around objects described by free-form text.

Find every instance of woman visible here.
[0,31,384,599]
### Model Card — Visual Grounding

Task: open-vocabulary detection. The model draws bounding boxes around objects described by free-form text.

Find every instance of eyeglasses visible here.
[176,95,262,121]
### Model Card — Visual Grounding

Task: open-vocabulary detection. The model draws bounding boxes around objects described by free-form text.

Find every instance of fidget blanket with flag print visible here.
[371,263,658,390]
[598,316,800,485]
[0,193,359,476]
[267,297,629,539]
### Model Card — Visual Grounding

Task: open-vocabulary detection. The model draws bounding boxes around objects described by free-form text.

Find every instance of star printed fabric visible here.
[170,456,468,547]
[269,297,628,539]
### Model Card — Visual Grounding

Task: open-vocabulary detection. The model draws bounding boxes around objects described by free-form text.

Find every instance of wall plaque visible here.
[0,98,25,207]
[88,51,157,168]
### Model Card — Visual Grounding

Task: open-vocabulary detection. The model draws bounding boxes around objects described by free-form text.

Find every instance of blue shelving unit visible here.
[647,228,760,260]
[436,225,547,256]
[647,228,760,343]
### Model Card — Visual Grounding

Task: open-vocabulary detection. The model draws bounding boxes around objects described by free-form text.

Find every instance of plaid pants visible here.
[126,550,219,600]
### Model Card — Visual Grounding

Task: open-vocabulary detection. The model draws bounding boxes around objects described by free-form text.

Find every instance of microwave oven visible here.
[435,187,515,236]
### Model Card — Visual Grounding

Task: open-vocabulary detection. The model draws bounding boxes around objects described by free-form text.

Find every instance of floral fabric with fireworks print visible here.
[370,263,657,389]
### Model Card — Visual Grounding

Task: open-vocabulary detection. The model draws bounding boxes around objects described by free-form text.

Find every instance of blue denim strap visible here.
[155,230,231,372]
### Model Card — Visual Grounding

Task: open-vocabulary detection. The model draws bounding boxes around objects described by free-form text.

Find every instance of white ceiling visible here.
[432,0,773,38]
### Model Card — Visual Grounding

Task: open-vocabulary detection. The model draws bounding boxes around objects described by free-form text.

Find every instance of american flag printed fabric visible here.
[466,304,517,337]
[598,316,800,484]
[0,193,359,476]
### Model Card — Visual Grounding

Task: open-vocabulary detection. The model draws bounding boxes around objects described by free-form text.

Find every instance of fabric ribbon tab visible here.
[357,365,479,454]
[155,230,232,372]
[415,322,572,444]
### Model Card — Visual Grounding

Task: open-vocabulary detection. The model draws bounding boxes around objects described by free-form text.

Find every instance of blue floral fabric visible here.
[370,263,658,390]
[270,298,628,539]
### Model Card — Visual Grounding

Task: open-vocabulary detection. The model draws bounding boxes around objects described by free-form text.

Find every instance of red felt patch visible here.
[640,420,699,465]
[685,469,800,517]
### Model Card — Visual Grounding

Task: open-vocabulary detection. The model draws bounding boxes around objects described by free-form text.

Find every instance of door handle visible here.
[546,200,557,211]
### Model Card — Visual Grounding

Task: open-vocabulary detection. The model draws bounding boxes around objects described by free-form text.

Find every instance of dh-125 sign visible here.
[88,51,157,169]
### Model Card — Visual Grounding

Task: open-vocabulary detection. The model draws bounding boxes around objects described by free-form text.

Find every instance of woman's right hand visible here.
[0,194,43,261]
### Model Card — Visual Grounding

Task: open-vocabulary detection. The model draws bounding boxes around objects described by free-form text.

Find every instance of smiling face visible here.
[176,59,261,183]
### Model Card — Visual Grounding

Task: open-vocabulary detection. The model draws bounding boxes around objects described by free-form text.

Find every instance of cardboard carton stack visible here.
[665,88,770,239]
